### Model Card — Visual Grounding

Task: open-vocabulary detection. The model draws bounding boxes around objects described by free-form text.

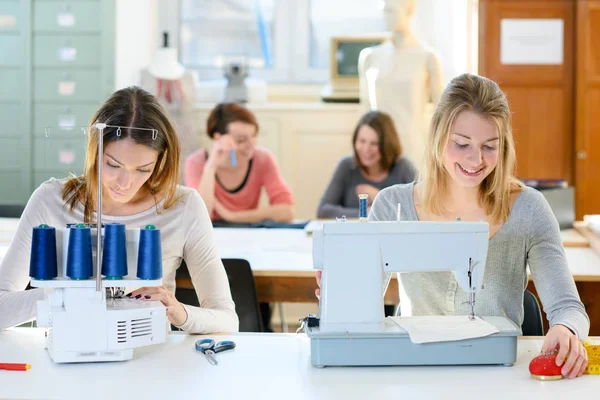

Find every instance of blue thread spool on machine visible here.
[102,223,128,280]
[29,224,58,280]
[359,194,368,222]
[137,224,163,280]
[66,224,93,280]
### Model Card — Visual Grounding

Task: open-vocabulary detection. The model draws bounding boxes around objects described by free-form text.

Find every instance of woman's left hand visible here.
[127,285,188,327]
[541,324,588,379]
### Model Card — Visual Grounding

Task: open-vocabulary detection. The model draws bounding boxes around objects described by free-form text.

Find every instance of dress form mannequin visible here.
[358,0,443,170]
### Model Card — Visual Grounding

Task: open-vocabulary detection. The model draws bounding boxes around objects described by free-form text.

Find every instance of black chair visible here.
[0,204,25,218]
[522,289,545,336]
[175,258,264,332]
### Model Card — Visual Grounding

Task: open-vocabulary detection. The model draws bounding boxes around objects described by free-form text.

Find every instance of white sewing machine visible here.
[30,227,167,364]
[28,123,167,364]
[305,219,520,367]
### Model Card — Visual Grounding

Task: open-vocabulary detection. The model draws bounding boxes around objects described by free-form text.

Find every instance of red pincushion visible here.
[529,353,563,380]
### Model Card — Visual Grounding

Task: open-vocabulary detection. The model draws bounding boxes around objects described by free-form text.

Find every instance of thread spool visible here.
[359,194,368,222]
[101,222,128,280]
[29,224,58,280]
[66,224,93,280]
[137,225,163,280]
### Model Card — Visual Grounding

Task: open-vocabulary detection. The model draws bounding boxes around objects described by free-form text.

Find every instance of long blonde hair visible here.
[62,87,181,223]
[419,73,523,224]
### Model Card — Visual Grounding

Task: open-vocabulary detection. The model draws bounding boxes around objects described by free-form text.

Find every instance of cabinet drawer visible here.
[0,34,20,66]
[33,137,87,172]
[0,69,21,101]
[0,1,20,32]
[0,103,20,136]
[33,35,101,67]
[33,103,99,137]
[0,137,22,169]
[0,172,28,203]
[34,1,101,32]
[34,69,101,101]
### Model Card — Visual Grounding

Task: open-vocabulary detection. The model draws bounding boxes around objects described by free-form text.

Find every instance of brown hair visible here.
[352,110,402,171]
[206,103,259,138]
[419,73,523,224]
[62,86,181,223]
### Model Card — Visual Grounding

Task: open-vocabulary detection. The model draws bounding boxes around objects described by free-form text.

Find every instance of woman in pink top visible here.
[184,103,294,223]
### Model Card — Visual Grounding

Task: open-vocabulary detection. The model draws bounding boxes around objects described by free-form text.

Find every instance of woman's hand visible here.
[127,285,188,327]
[315,270,321,299]
[207,135,236,168]
[541,324,588,379]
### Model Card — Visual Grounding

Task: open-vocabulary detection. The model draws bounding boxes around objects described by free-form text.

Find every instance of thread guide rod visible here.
[95,122,106,292]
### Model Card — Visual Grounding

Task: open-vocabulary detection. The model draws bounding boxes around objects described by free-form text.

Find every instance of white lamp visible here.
[148,32,185,81]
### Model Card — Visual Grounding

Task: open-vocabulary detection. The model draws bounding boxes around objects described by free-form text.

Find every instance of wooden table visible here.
[1,328,599,400]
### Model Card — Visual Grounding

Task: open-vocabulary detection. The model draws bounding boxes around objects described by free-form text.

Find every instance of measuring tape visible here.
[583,340,600,375]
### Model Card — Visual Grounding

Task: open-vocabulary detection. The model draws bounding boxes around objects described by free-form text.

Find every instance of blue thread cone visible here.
[137,225,162,280]
[29,224,58,280]
[102,223,128,279]
[66,224,93,280]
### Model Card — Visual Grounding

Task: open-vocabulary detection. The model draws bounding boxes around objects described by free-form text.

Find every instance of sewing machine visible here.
[28,123,167,364]
[305,219,520,367]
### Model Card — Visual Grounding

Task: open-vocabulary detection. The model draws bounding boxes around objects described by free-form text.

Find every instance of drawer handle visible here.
[63,73,72,80]
[64,4,72,12]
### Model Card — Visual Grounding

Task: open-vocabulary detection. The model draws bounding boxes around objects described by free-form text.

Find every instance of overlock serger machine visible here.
[305,218,520,367]
[29,123,167,363]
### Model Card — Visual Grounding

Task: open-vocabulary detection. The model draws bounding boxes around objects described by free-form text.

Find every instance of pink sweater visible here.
[184,147,294,221]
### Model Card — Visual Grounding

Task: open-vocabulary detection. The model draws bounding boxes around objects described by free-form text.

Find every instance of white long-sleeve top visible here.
[0,178,239,333]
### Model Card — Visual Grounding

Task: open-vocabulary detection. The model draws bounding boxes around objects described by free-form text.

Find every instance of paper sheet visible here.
[388,316,500,344]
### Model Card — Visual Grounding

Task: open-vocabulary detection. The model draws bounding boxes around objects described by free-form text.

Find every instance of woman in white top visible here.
[0,87,238,333]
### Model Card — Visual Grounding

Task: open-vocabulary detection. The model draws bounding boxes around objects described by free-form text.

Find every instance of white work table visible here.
[0,328,598,400]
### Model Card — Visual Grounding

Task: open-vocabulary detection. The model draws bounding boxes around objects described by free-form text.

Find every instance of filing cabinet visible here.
[0,0,28,203]
[0,0,114,204]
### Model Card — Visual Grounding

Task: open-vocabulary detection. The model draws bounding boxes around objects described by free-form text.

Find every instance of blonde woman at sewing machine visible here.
[316,73,590,379]
[0,87,238,334]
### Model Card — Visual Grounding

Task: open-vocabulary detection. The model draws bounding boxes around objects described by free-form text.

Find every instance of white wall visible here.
[114,0,159,89]
[412,0,477,85]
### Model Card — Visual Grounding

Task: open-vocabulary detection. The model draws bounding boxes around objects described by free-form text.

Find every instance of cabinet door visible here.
[479,0,575,182]
[575,1,600,219]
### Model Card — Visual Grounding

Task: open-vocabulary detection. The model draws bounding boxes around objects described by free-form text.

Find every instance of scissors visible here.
[195,339,236,366]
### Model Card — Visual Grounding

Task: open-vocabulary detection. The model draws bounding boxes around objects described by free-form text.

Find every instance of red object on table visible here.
[529,353,563,380]
[0,363,31,371]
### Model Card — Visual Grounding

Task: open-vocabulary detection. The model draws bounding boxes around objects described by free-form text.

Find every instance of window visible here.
[172,0,477,84]
[180,0,275,69]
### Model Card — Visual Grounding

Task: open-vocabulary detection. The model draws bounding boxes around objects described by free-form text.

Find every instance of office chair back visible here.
[221,258,264,332]
[522,289,545,336]
[175,259,264,332]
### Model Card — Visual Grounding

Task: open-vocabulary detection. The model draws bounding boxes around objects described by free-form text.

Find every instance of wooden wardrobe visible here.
[479,0,599,220]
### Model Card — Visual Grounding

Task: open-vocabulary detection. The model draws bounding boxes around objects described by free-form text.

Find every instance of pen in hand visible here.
[229,148,237,167]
